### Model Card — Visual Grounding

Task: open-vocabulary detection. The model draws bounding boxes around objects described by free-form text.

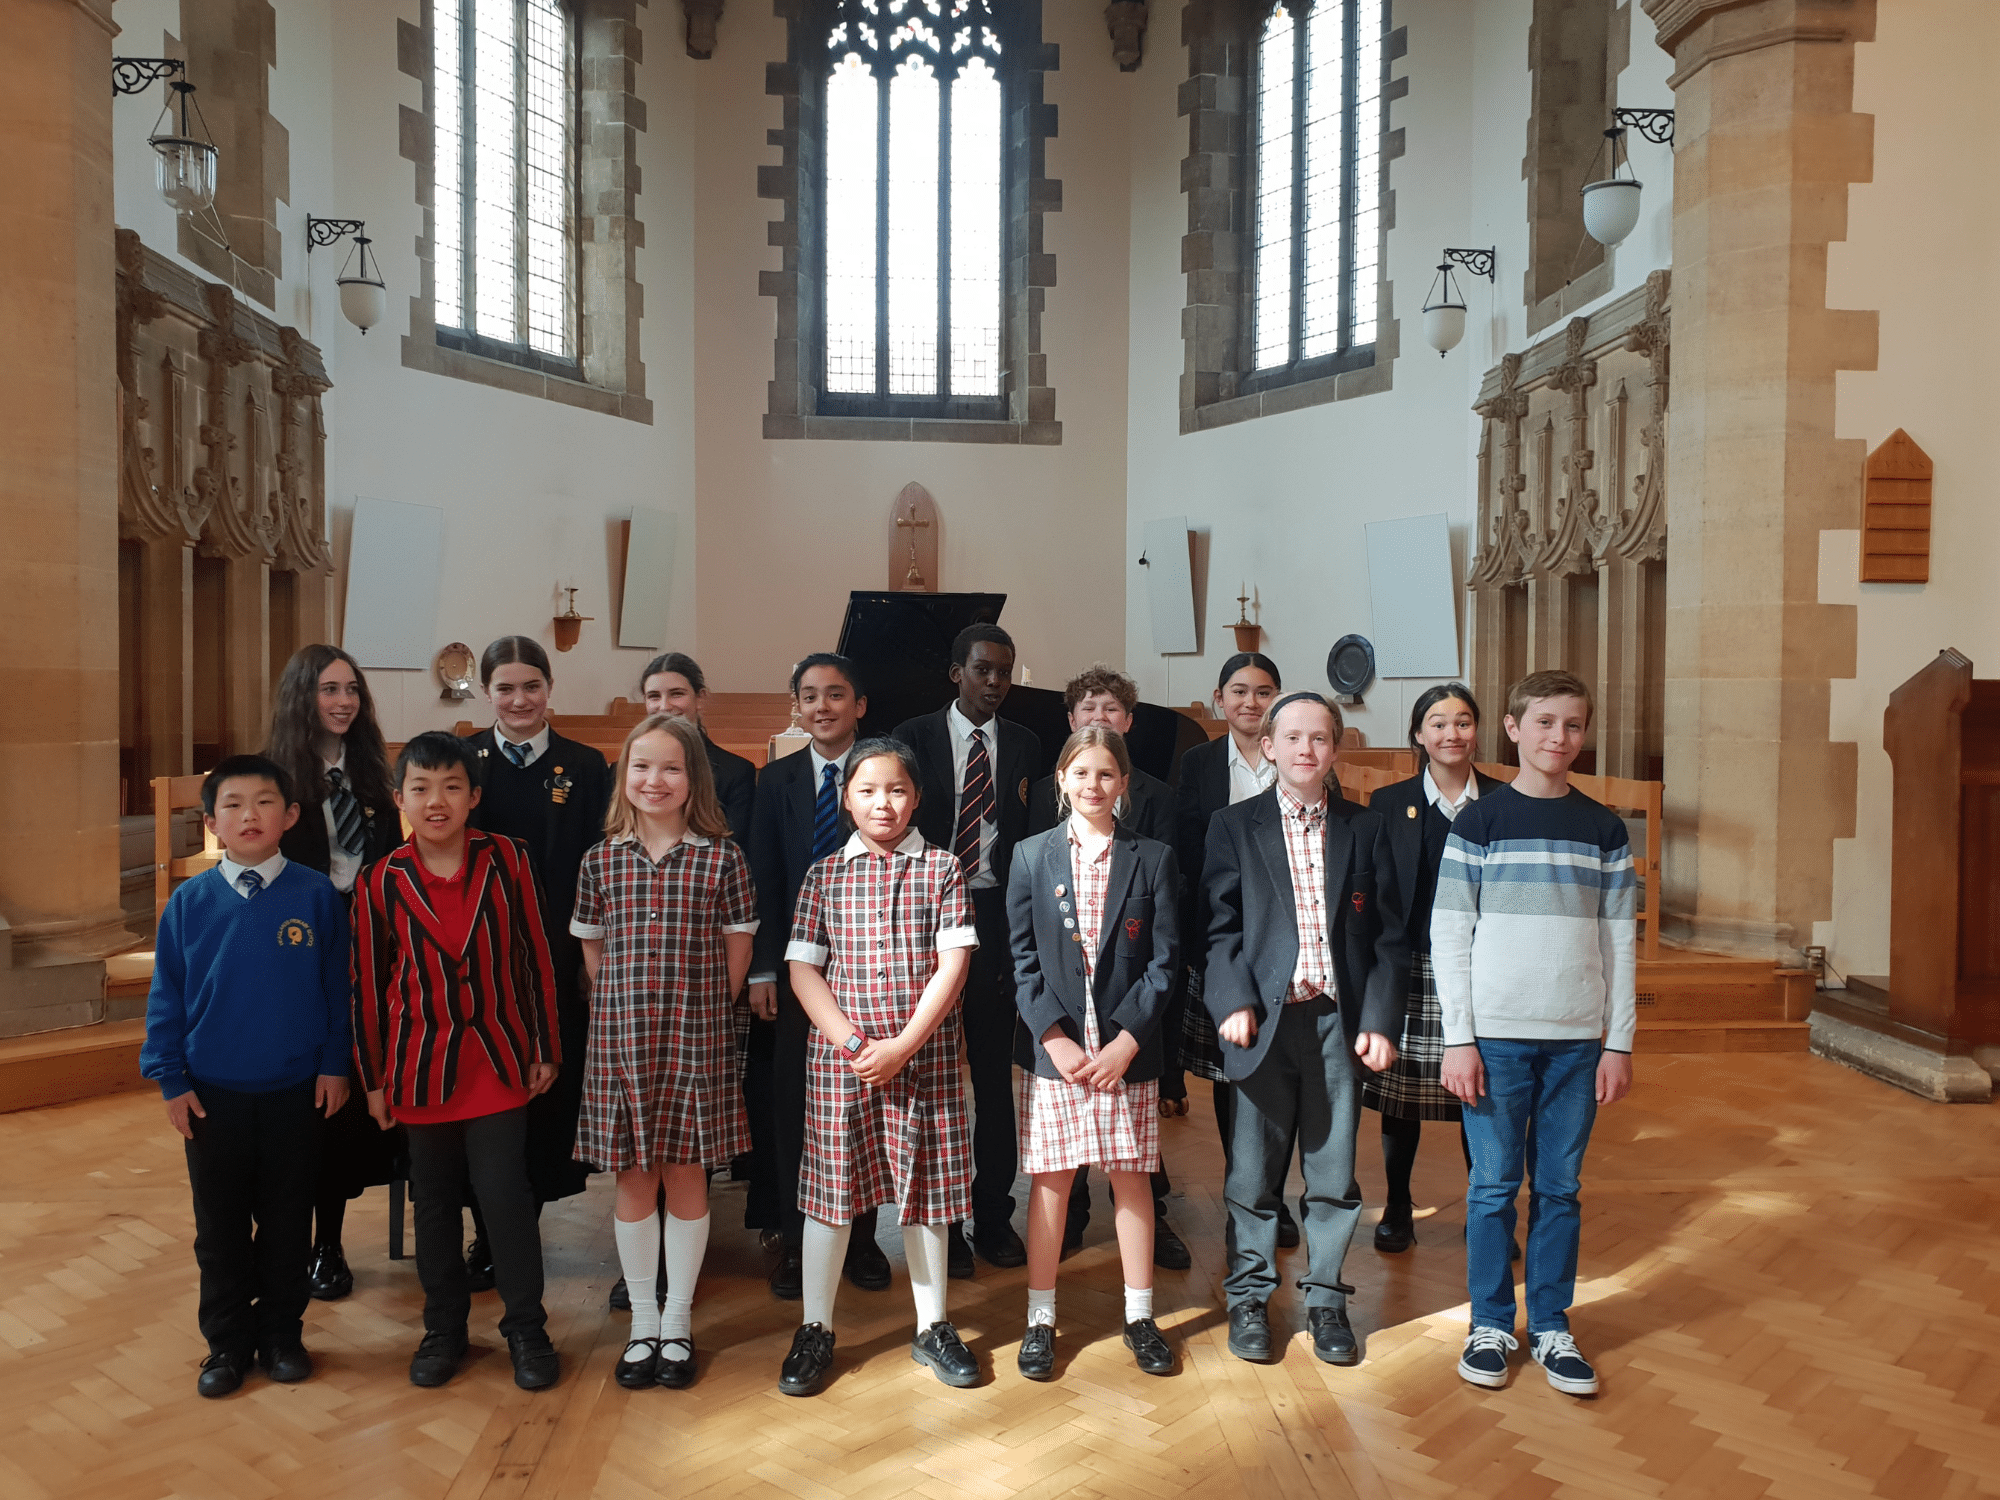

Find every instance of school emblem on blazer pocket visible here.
[277,918,316,947]
[1018,778,1029,805]
[1351,892,1366,914]
[1124,917,1143,942]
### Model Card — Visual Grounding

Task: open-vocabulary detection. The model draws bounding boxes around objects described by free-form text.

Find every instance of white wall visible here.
[1823,0,2000,979]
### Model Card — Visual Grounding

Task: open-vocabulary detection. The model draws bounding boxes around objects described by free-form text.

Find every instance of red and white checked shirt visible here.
[1278,784,1337,1004]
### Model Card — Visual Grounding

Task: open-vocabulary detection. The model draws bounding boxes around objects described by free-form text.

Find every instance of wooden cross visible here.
[896,504,930,589]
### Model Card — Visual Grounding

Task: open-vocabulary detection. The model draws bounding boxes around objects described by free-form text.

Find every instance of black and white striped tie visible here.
[327,767,365,857]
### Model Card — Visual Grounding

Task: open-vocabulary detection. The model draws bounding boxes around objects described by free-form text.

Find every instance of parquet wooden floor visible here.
[4,1053,1998,1500]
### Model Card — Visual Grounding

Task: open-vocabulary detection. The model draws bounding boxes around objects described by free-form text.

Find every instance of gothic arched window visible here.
[819,0,1006,414]
[1250,0,1385,378]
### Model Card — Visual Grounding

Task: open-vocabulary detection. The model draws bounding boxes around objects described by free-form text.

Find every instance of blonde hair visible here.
[1053,726,1132,818]
[604,714,730,842]
[1257,692,1345,796]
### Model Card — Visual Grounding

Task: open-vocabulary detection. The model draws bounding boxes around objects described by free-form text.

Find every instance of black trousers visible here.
[183,1076,320,1358]
[962,888,1020,1232]
[406,1107,546,1339]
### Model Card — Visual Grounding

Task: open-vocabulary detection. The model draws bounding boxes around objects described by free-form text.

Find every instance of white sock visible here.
[1027,1287,1057,1328]
[1124,1284,1154,1324]
[660,1211,710,1346]
[903,1224,948,1329]
[801,1216,852,1332]
[614,1212,662,1347]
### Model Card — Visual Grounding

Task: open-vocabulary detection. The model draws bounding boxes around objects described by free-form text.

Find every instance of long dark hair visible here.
[265,644,393,810]
[1408,682,1480,767]
[1215,651,1281,694]
[640,651,706,695]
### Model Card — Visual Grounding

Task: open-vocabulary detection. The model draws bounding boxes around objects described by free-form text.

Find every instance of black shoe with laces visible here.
[656,1336,697,1389]
[1123,1318,1176,1376]
[911,1321,980,1387]
[409,1328,469,1387]
[1227,1301,1274,1363]
[258,1340,314,1383]
[507,1329,560,1391]
[307,1243,354,1301]
[770,1247,804,1300]
[1017,1323,1056,1380]
[463,1237,495,1293]
[778,1322,836,1396]
[1152,1216,1192,1270]
[1374,1202,1415,1254]
[1308,1306,1359,1366]
[197,1349,251,1398]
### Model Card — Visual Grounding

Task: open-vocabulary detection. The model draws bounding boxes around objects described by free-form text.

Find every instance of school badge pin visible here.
[1018,778,1029,805]
[277,918,316,948]
[1054,884,1066,898]
[1405,804,1417,819]
[550,767,572,805]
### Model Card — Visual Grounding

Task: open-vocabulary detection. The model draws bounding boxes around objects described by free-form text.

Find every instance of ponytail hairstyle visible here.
[1407,682,1481,767]
[1053,725,1133,819]
[480,634,553,688]
[1214,651,1282,696]
[265,644,393,811]
[640,651,707,697]
[604,714,730,843]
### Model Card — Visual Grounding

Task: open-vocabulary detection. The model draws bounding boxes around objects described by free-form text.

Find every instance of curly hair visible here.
[264,644,393,812]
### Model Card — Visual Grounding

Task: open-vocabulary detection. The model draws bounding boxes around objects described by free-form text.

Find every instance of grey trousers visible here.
[1223,995,1361,1310]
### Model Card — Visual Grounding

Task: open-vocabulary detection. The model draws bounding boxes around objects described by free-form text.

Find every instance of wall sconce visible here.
[553,587,594,653]
[1422,247,1494,357]
[114,60,220,216]
[308,217,387,334]
[1581,109,1673,248]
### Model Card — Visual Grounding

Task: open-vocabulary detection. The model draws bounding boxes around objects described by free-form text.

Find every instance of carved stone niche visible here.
[1465,268,1670,779]
[115,228,334,804]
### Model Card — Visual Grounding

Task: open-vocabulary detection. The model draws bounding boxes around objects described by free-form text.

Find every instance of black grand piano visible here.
[835,591,1211,786]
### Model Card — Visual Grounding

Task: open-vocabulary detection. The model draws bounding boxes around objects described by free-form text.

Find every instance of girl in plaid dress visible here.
[571,715,758,1391]
[1008,728,1181,1379]
[1361,685,1504,1253]
[775,739,979,1398]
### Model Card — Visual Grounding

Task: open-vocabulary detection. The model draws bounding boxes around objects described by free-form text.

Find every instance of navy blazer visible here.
[745,744,851,978]
[1201,788,1409,1081]
[1368,769,1508,939]
[891,707,1042,895]
[1027,764,1174,842]
[1008,825,1181,1081]
[1172,735,1235,970]
[703,735,757,852]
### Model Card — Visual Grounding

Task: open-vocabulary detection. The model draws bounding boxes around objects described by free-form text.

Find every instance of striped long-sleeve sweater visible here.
[1429,783,1638,1053]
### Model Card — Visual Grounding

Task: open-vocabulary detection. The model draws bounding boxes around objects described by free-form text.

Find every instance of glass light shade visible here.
[337,276,387,334]
[1581,178,1643,247]
[1423,301,1466,356]
[151,136,217,213]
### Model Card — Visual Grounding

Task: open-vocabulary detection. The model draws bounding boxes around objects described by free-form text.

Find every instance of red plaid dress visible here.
[788,829,978,1225]
[1017,824,1161,1174]
[569,833,759,1171]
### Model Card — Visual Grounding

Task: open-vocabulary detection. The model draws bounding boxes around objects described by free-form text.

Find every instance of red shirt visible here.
[393,849,534,1125]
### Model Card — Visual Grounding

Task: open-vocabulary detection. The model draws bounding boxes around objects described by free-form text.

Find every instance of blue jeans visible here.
[1461,1037,1599,1334]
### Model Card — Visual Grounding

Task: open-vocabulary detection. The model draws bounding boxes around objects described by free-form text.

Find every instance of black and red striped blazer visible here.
[351,830,561,1108]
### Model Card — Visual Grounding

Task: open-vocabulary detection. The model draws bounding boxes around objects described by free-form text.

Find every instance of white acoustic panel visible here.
[342,496,445,669]
[1365,512,1460,678]
[618,508,678,649]
[1142,516,1198,655]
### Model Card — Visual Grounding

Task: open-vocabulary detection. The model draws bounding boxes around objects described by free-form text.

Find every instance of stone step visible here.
[1635,1018,1812,1053]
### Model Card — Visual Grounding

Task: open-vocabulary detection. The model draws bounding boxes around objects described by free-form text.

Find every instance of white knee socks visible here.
[660,1212,710,1346]
[802,1216,852,1331]
[903,1224,949,1329]
[614,1212,662,1347]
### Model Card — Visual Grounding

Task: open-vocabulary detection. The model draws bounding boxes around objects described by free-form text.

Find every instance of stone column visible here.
[0,0,126,1029]
[1644,0,1875,959]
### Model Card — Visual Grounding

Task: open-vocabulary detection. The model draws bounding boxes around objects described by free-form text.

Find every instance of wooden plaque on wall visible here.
[887,482,941,593]
[1860,428,1932,583]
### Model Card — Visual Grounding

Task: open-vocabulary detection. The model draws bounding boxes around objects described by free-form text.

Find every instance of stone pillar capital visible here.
[1642,0,1875,84]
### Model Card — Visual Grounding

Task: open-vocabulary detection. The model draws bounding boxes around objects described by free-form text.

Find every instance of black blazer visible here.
[1008,825,1181,1081]
[1368,770,1508,938]
[280,773,401,882]
[704,734,757,851]
[1201,788,1409,1081]
[891,707,1042,894]
[1027,765,1174,843]
[1173,735,1236,970]
[746,745,852,978]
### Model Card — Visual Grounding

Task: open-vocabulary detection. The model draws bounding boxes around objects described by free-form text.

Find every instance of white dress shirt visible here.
[217,850,288,899]
[947,701,1004,890]
[322,748,361,894]
[1226,735,1278,805]
[1422,766,1480,821]
[496,722,553,766]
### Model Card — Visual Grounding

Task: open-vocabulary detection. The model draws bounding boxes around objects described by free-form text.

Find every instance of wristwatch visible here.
[841,1032,867,1057]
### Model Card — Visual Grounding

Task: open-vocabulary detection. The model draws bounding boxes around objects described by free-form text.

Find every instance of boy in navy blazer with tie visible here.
[891,623,1043,1276]
[746,654,891,1297]
[1203,693,1408,1367]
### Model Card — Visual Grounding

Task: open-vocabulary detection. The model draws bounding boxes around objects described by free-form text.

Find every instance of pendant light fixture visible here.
[1581,108,1675,249]
[1422,248,1495,357]
[308,217,389,334]
[113,59,221,216]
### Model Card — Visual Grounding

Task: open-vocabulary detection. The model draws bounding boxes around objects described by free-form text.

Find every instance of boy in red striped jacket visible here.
[354,732,563,1391]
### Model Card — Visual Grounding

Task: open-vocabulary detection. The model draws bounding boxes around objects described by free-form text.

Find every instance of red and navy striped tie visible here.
[811,762,842,862]
[955,727,993,880]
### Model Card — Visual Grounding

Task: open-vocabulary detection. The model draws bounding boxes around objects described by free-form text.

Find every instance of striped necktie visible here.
[954,726,993,881]
[503,739,530,767]
[811,762,842,862]
[236,868,264,897]
[326,767,365,857]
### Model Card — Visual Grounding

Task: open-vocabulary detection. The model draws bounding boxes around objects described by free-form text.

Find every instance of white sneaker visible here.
[1531,1329,1599,1396]
[1456,1325,1518,1388]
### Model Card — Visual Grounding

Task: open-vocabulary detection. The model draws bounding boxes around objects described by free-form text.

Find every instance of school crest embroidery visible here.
[1351,892,1366,914]
[1124,917,1142,942]
[277,918,315,948]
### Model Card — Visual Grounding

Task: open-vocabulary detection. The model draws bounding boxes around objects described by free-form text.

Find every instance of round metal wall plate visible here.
[1326,634,1376,697]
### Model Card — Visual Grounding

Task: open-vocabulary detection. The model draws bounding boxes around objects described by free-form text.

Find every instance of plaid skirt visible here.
[1017,1070,1160,1175]
[1179,968,1227,1084]
[1360,952,1462,1122]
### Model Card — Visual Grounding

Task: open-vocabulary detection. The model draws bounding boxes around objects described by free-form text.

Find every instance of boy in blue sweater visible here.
[1433,671,1636,1399]
[141,755,353,1399]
